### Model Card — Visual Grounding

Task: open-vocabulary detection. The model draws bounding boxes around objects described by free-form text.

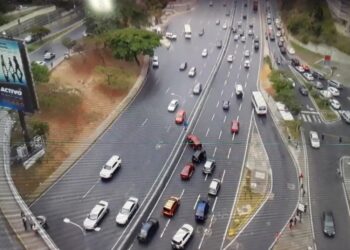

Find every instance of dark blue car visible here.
[195,200,209,222]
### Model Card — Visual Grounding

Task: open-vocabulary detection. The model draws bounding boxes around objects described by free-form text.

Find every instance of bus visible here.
[252,91,267,115]
[184,24,191,39]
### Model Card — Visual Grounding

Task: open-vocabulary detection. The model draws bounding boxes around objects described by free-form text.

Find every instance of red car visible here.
[186,134,202,150]
[180,163,195,180]
[302,64,310,72]
[231,120,240,133]
[175,110,186,124]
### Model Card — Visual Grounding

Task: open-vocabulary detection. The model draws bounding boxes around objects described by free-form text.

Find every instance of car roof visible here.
[164,197,178,209]
[91,204,104,215]
[210,179,220,188]
[106,155,120,166]
[123,200,135,210]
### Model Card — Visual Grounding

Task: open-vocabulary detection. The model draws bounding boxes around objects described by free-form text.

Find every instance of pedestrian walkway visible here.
[300,111,322,124]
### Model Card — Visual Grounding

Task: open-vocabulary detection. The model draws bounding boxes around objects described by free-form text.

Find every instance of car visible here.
[276,31,281,37]
[199,28,204,36]
[209,1,213,6]
[225,10,230,16]
[287,46,296,55]
[216,40,222,49]
[254,38,259,50]
[208,178,221,196]
[192,149,207,164]
[275,54,282,65]
[267,12,272,19]
[222,23,227,30]
[279,37,285,43]
[248,29,253,36]
[295,65,305,73]
[24,35,36,43]
[83,30,92,37]
[137,218,159,243]
[309,131,320,149]
[216,19,220,25]
[267,18,272,25]
[237,21,242,27]
[327,86,340,96]
[165,32,177,40]
[244,59,250,68]
[339,110,350,124]
[188,67,196,77]
[277,40,283,47]
[179,62,187,71]
[152,56,159,68]
[234,34,239,41]
[244,50,250,57]
[163,196,180,217]
[99,155,122,179]
[320,90,332,99]
[236,84,243,97]
[322,211,336,237]
[269,32,275,41]
[329,98,341,110]
[287,78,296,88]
[202,49,208,57]
[175,110,186,124]
[222,100,230,111]
[312,71,325,80]
[291,58,300,67]
[195,200,210,222]
[227,54,233,62]
[44,52,55,60]
[314,81,324,90]
[116,197,139,225]
[303,72,314,81]
[239,29,245,36]
[243,14,247,20]
[327,79,343,89]
[187,134,202,150]
[302,64,310,72]
[280,46,287,54]
[203,159,216,174]
[223,1,227,6]
[298,86,309,96]
[231,26,237,33]
[193,83,202,95]
[244,2,248,7]
[168,99,179,112]
[231,120,240,133]
[83,200,109,230]
[249,23,254,28]
[34,61,46,66]
[180,163,195,180]
[241,36,246,43]
[171,224,193,249]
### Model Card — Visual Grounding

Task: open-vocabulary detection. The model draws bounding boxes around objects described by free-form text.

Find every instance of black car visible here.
[291,58,300,67]
[192,149,207,164]
[240,29,245,37]
[275,54,281,65]
[280,46,287,54]
[216,40,222,49]
[277,40,283,47]
[243,14,247,20]
[179,62,187,71]
[298,86,309,96]
[222,100,230,111]
[322,211,335,237]
[312,71,325,80]
[137,218,159,243]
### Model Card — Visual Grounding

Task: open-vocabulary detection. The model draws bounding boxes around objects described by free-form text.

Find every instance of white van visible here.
[327,79,343,89]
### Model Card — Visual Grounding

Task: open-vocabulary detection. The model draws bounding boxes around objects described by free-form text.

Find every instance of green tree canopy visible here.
[105,28,160,65]
[61,37,77,51]
[30,26,50,41]
[31,62,50,83]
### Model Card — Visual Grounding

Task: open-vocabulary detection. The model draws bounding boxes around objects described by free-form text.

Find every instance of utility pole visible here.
[18,111,32,153]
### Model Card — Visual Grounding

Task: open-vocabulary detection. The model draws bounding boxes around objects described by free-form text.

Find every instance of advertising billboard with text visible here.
[0,38,38,113]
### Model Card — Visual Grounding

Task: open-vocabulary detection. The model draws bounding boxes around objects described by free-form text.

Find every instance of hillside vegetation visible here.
[280,0,350,55]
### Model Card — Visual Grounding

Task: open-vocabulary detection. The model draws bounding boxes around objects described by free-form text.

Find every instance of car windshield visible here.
[104,164,112,170]
[89,212,98,220]
[121,208,130,214]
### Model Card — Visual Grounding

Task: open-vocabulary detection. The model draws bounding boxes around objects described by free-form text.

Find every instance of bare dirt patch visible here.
[12,46,140,200]
[260,63,275,97]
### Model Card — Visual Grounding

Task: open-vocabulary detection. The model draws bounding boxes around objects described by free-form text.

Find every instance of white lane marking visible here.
[245,81,248,88]
[180,189,185,199]
[198,231,206,249]
[216,100,219,107]
[204,174,208,182]
[155,79,160,85]
[160,219,171,238]
[237,74,240,79]
[212,197,218,212]
[166,125,171,133]
[237,115,240,121]
[212,147,217,157]
[223,115,227,123]
[165,88,170,94]
[221,169,226,183]
[224,80,227,85]
[221,90,224,96]
[231,133,235,141]
[227,147,232,159]
[235,44,238,49]
[206,128,210,137]
[239,64,242,70]
[230,64,233,69]
[141,118,148,126]
[128,243,134,250]
[218,130,222,140]
[231,91,234,98]
[82,179,99,199]
[239,103,242,111]
[209,215,214,228]
[212,114,215,121]
[204,62,207,67]
[227,71,231,78]
[199,70,202,76]
[194,194,201,210]
[247,72,250,78]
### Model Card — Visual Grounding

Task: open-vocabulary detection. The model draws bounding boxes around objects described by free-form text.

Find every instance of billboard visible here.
[0,38,38,113]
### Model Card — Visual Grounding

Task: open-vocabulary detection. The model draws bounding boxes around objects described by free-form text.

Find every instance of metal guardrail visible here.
[2,114,59,250]
[117,2,237,249]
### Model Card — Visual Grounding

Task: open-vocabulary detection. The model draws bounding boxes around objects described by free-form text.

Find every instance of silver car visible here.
[208,179,221,196]
[83,200,109,230]
[116,197,139,225]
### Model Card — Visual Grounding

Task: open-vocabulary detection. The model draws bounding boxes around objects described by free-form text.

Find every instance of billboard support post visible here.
[18,110,31,153]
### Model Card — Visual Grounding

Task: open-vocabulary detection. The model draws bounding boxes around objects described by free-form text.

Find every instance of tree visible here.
[106,28,160,65]
[30,120,49,138]
[30,26,50,41]
[61,37,77,52]
[31,62,50,83]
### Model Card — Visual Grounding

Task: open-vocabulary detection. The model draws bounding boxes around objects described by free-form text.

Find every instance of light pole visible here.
[63,218,87,236]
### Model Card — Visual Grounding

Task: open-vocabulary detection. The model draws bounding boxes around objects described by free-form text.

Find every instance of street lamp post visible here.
[63,218,86,236]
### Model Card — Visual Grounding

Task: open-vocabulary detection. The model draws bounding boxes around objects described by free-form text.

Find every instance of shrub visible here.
[31,62,50,83]
[30,120,49,137]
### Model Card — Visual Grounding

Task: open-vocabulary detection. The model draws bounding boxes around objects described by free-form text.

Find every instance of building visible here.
[326,0,350,32]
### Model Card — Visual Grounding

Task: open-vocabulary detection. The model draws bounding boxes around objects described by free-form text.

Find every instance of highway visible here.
[30,0,232,249]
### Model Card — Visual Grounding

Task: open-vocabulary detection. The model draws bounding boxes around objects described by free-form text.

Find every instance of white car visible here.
[233,34,239,41]
[208,178,221,196]
[287,46,295,55]
[236,84,243,96]
[237,21,242,27]
[303,72,314,81]
[83,200,109,230]
[320,90,333,99]
[202,49,208,57]
[244,50,250,57]
[152,56,159,68]
[165,32,177,40]
[327,86,340,96]
[99,155,122,179]
[329,98,341,110]
[222,23,227,30]
[241,35,246,43]
[244,60,250,68]
[227,54,233,62]
[295,66,305,73]
[116,197,139,225]
[309,131,320,149]
[171,224,194,249]
[216,19,220,25]
[188,67,196,77]
[34,61,46,66]
[276,31,281,37]
[248,29,253,36]
[44,52,55,60]
[168,99,179,112]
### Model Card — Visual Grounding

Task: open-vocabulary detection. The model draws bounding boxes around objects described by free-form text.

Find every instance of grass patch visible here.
[284,120,301,140]
[290,41,323,64]
[96,65,138,91]
[264,56,272,70]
